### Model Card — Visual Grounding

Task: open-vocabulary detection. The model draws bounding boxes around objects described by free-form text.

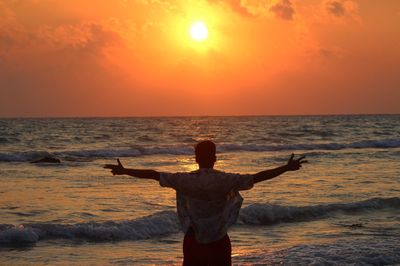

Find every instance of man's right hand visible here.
[104,158,126,175]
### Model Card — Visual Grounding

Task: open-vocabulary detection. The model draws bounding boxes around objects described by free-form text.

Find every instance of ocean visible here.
[1,115,399,265]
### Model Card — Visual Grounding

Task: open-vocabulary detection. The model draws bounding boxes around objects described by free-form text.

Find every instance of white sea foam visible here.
[0,211,179,245]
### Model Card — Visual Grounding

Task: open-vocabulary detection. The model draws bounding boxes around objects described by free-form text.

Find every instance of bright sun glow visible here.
[189,21,209,41]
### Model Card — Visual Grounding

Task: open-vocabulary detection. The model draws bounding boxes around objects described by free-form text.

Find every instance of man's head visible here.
[195,140,216,169]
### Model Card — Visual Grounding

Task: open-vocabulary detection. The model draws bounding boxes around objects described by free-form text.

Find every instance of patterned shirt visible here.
[159,168,254,244]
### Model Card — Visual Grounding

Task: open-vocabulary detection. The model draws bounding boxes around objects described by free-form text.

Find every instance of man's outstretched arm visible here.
[253,154,307,184]
[104,159,160,181]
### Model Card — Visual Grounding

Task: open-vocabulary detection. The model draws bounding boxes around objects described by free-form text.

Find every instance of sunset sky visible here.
[0,0,399,117]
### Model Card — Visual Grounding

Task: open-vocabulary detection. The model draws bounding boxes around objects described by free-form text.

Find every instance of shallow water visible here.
[1,115,399,265]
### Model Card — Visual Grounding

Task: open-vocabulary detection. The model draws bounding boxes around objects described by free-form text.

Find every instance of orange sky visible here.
[0,0,399,117]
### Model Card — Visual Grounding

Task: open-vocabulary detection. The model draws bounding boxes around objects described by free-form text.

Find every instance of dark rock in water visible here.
[30,157,61,164]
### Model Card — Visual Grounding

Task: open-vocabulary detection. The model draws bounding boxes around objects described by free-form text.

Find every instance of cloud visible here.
[38,21,123,52]
[326,0,346,17]
[0,0,123,54]
[207,0,296,20]
[269,0,295,20]
[0,6,129,116]
[324,0,361,23]
[207,0,253,17]
[0,2,22,50]
[313,45,347,59]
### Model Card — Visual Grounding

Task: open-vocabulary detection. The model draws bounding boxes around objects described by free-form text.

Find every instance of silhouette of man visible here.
[105,140,306,265]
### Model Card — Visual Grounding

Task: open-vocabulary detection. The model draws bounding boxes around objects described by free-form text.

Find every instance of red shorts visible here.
[183,229,231,266]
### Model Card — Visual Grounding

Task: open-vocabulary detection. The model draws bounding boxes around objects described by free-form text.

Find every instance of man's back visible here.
[160,168,254,243]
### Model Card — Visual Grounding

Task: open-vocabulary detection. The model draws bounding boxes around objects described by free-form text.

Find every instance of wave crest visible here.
[1,197,399,246]
[238,197,400,225]
[0,211,179,245]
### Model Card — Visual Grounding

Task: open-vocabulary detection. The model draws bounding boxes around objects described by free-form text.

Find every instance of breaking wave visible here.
[238,197,400,225]
[1,197,399,246]
[0,211,179,245]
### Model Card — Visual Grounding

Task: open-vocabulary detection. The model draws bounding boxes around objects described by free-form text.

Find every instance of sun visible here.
[189,21,209,41]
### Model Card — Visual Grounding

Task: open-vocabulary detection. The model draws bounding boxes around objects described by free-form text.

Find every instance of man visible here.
[105,140,306,265]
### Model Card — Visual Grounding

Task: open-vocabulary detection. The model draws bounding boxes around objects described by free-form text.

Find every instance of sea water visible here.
[0,115,399,265]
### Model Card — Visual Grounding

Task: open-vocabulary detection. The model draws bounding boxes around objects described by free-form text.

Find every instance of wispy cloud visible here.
[324,0,361,23]
[326,0,346,17]
[269,0,295,20]
[207,0,253,17]
[207,0,296,20]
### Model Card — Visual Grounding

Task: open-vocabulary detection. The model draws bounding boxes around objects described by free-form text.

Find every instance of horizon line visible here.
[1,112,399,119]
